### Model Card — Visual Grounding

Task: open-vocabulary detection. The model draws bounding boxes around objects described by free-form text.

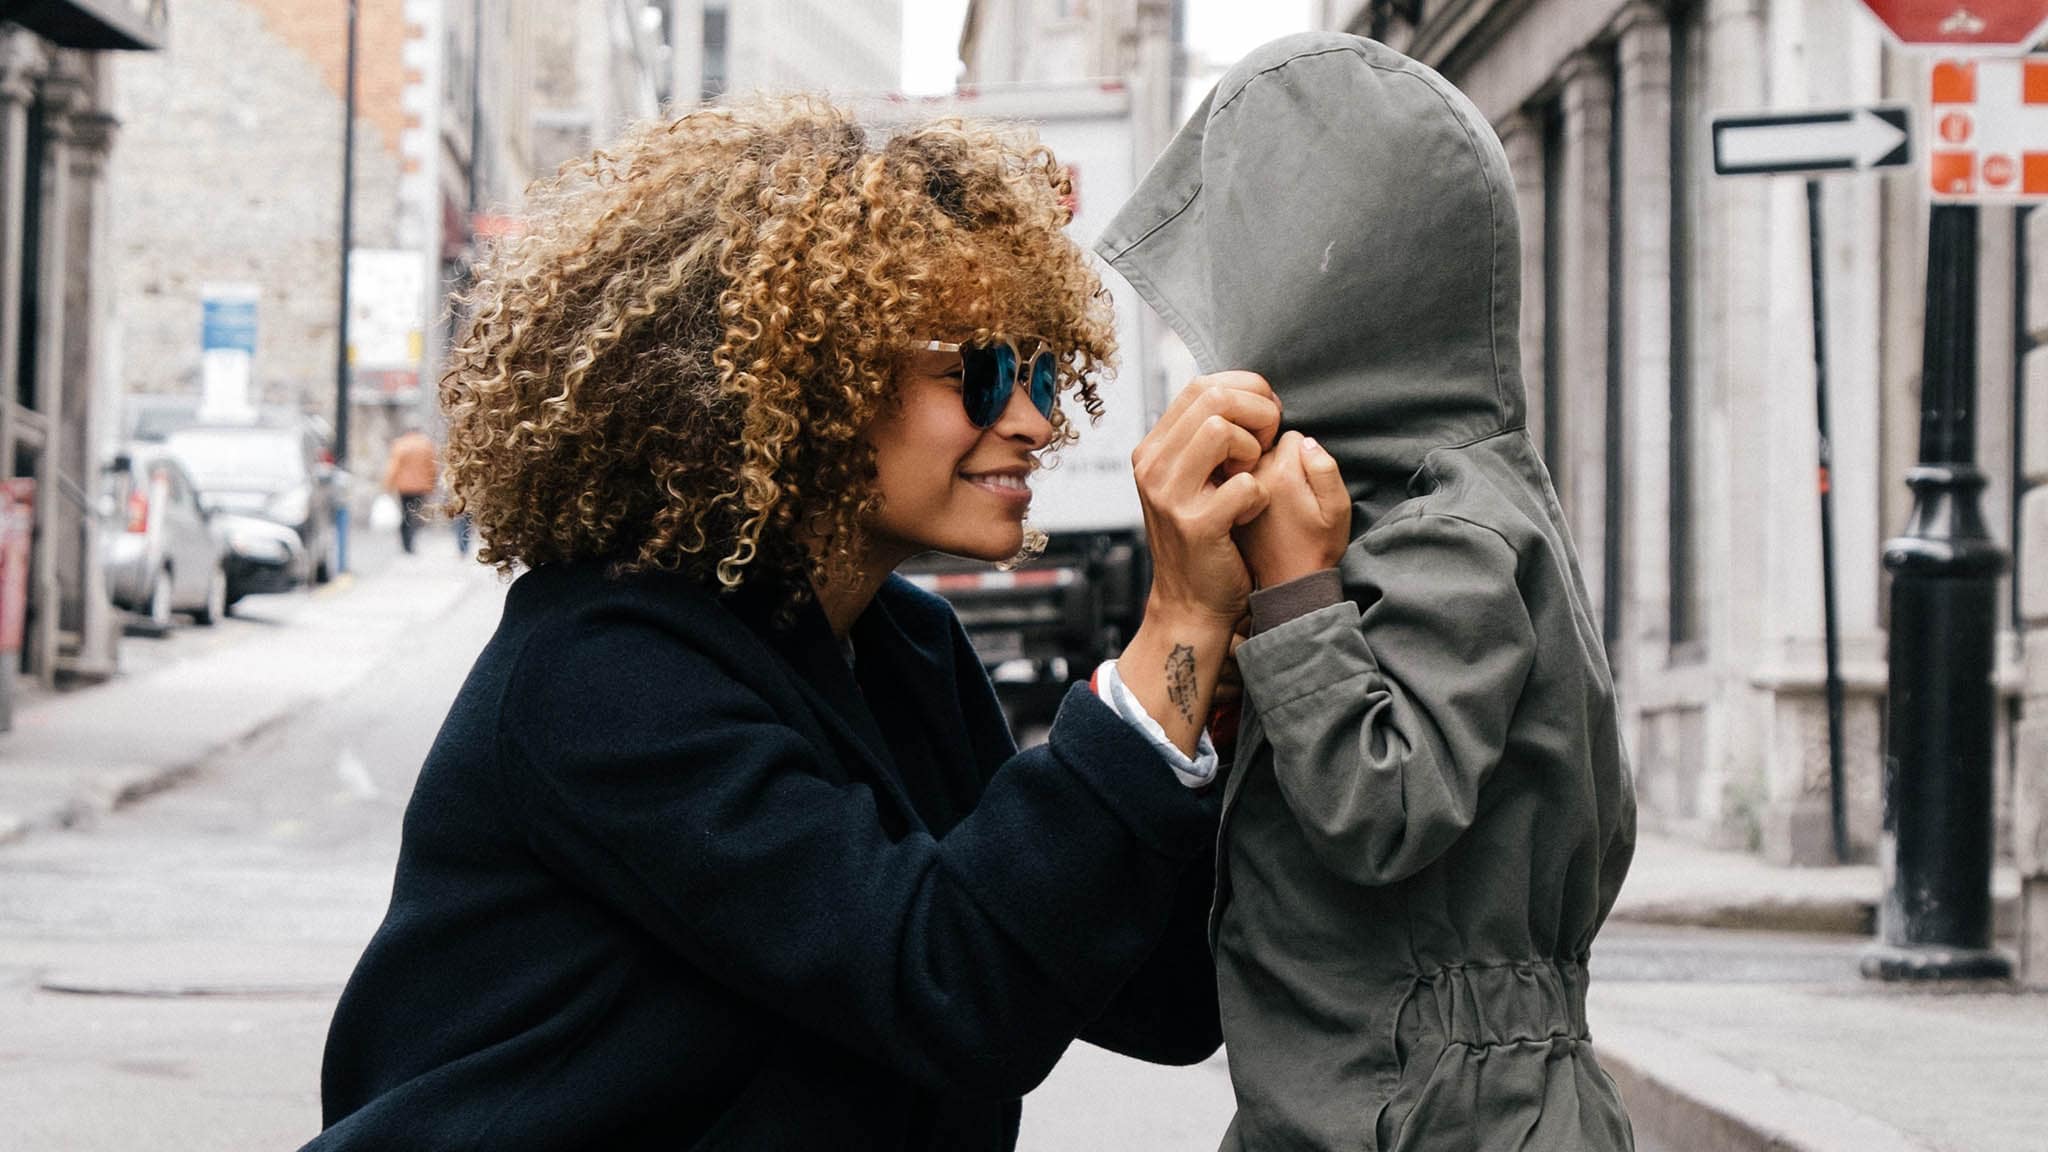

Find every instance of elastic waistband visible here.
[1401,959,1590,1049]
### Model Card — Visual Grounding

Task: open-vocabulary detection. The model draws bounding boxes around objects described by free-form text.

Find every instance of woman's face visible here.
[861,342,1057,568]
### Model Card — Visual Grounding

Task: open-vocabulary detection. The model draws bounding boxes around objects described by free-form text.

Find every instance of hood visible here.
[1096,33,1524,516]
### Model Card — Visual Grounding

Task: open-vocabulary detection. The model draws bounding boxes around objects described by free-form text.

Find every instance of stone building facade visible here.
[103,0,543,490]
[959,0,1178,170]
[652,0,900,110]
[0,5,164,728]
[106,0,406,428]
[1315,0,2046,869]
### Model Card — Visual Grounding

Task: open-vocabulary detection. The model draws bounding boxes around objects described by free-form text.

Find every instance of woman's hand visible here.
[1132,372,1280,624]
[1236,431,1351,588]
[1118,372,1280,757]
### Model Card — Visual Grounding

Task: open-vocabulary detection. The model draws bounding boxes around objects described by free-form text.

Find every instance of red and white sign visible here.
[1857,0,2048,53]
[1926,57,2048,199]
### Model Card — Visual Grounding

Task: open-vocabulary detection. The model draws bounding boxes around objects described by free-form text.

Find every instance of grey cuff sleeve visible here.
[1249,569,1344,635]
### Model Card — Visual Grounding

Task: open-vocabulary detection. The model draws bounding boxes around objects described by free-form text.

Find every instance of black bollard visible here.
[1861,203,2011,982]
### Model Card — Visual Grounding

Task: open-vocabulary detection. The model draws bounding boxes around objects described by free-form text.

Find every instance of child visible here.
[1098,34,1638,1152]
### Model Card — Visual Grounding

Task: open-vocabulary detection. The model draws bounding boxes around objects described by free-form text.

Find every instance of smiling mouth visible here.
[962,471,1031,498]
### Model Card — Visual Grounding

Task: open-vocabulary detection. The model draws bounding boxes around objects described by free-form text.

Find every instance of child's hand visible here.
[1235,432,1351,588]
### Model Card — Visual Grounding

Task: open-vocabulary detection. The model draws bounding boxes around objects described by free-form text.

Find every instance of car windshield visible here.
[167,428,305,490]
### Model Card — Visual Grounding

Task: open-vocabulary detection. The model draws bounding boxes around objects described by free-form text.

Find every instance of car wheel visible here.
[194,564,227,626]
[146,568,175,633]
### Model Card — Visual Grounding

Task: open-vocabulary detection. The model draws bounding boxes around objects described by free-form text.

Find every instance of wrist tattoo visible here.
[1166,644,1198,724]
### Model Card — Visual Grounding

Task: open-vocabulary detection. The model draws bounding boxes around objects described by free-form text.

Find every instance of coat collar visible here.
[723,578,924,829]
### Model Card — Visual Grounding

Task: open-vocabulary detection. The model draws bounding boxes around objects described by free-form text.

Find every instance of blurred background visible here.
[2,1,2046,1149]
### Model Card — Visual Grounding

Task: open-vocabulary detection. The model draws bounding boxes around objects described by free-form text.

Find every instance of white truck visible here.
[854,82,1169,724]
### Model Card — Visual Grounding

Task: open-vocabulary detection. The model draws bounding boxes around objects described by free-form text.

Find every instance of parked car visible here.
[213,512,307,606]
[164,423,344,584]
[100,447,228,633]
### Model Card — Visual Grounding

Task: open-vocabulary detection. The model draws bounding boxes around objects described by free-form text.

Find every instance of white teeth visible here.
[968,473,1027,491]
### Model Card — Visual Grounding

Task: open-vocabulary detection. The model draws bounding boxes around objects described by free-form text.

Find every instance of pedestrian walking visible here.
[381,426,438,554]
[1099,34,1639,1152]
[305,97,1274,1151]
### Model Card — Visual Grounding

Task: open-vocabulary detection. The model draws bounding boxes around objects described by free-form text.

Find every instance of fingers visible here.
[1156,370,1277,428]
[1146,374,1282,461]
[1211,470,1270,528]
[1302,437,1349,520]
[1250,431,1304,484]
[1142,388,1282,478]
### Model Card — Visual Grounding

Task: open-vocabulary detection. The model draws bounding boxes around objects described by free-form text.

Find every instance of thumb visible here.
[1302,437,1348,514]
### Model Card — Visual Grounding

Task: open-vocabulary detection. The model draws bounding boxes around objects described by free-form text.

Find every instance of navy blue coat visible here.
[308,560,1222,1151]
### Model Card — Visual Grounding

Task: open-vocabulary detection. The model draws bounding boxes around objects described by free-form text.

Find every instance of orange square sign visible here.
[1927,57,2048,201]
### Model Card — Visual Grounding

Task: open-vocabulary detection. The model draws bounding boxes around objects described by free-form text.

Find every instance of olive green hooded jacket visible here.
[1096,34,1638,1152]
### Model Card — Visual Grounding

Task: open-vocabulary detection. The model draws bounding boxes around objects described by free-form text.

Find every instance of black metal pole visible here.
[1806,180,1849,864]
[334,0,358,574]
[1862,202,2011,982]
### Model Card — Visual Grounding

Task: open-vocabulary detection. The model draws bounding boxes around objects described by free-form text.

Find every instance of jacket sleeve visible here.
[1234,512,1536,886]
[495,610,1221,1100]
[1076,856,1221,1064]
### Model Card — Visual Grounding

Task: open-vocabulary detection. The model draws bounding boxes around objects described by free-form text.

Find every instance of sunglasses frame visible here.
[922,339,1058,430]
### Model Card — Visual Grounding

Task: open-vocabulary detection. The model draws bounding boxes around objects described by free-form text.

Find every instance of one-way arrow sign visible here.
[1712,106,1913,176]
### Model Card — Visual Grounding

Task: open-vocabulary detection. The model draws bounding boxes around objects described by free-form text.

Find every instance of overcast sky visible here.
[900,0,1316,94]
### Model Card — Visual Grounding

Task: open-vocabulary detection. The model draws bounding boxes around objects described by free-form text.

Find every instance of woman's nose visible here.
[992,379,1055,449]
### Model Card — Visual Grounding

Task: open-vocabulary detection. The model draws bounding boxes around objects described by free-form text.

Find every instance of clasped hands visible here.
[1114,372,1350,756]
[1131,371,1351,626]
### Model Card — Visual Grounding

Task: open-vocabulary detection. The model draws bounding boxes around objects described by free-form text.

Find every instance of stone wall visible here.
[104,0,405,421]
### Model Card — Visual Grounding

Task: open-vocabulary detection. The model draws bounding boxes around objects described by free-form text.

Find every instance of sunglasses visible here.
[923,340,1058,429]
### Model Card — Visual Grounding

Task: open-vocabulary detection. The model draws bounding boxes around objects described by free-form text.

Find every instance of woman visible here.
[305,98,1276,1151]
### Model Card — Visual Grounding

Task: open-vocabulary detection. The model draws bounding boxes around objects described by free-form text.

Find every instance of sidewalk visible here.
[1597,833,2044,1152]
[0,547,498,846]
[1610,830,2022,937]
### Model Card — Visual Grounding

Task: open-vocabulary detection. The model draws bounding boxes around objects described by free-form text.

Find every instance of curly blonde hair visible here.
[440,95,1117,603]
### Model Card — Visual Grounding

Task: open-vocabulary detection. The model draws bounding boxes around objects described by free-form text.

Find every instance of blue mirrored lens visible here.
[1028,352,1057,418]
[962,344,1010,428]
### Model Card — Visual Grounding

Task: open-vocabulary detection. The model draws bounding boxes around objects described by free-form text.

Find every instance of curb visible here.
[0,563,486,851]
[1611,891,2020,939]
[0,704,306,847]
[1599,1021,1934,1152]
[1611,899,1873,936]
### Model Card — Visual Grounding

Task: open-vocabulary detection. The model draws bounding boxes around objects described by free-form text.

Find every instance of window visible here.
[702,7,729,101]
[1605,45,1625,653]
[15,92,47,410]
[1668,4,1704,653]
[1541,99,1564,482]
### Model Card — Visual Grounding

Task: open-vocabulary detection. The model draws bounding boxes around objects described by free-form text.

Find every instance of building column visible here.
[1554,50,1614,631]
[1700,0,1770,849]
[60,74,118,681]
[27,66,83,686]
[1614,3,1671,672]
[2015,208,2048,986]
[1499,112,1547,460]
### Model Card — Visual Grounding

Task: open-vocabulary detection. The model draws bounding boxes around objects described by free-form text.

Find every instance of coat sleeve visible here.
[495,609,1221,1100]
[1235,512,1536,887]
[940,602,1223,1067]
[1076,857,1221,1064]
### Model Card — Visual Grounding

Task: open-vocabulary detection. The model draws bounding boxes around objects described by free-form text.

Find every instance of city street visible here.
[0,547,1783,1149]
[6,0,2048,1148]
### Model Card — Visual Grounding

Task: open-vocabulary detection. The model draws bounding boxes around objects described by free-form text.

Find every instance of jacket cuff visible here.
[1249,568,1344,635]
[1045,682,1221,859]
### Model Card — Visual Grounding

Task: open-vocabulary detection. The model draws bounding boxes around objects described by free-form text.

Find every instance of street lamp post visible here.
[1862,203,2012,982]
[334,0,358,575]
